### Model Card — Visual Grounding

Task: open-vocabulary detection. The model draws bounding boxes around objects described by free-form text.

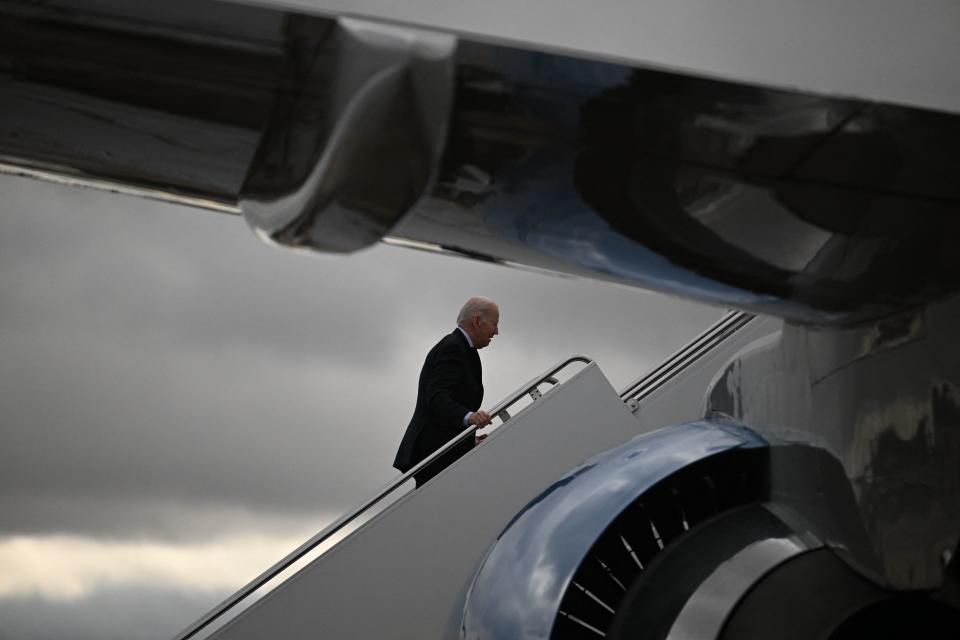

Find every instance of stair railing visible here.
[173,354,594,640]
[619,310,755,410]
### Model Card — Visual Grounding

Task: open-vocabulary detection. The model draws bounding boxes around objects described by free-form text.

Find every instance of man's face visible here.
[473,308,500,349]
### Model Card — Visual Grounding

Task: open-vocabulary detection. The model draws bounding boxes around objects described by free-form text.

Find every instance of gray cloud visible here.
[1,174,721,539]
[0,182,396,369]
[0,584,220,640]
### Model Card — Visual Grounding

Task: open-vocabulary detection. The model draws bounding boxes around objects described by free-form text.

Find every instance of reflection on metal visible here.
[394,45,960,325]
[704,297,960,590]
[0,161,241,214]
[594,502,817,640]
[172,354,591,640]
[381,235,447,253]
[665,534,812,640]
[460,417,891,639]
[4,0,960,324]
[0,0,282,201]
[460,420,766,640]
[239,18,456,253]
[716,545,931,640]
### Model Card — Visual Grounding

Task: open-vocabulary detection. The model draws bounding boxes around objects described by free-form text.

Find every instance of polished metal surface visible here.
[395,46,960,326]
[5,0,960,324]
[172,354,592,640]
[594,502,818,640]
[705,293,960,590]
[460,420,766,640]
[665,533,812,640]
[0,0,284,201]
[0,161,242,214]
[714,545,940,640]
[239,17,456,253]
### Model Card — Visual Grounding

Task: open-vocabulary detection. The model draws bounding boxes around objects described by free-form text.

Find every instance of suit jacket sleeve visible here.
[423,340,471,436]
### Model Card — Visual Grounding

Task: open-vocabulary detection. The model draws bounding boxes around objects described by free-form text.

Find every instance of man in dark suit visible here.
[393,297,500,486]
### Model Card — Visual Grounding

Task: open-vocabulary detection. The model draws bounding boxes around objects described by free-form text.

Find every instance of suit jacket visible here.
[393,329,483,474]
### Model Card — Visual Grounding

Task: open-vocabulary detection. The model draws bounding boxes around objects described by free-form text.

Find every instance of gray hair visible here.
[457,297,497,324]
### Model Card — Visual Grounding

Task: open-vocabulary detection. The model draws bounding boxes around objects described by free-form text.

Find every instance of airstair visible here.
[175,311,779,640]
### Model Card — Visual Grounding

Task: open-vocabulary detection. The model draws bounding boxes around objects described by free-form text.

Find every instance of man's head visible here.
[457,297,500,349]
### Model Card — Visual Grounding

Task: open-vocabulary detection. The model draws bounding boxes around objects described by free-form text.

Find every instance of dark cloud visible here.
[1,174,720,541]
[0,180,397,369]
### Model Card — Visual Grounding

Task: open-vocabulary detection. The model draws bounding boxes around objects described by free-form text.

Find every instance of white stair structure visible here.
[177,312,780,639]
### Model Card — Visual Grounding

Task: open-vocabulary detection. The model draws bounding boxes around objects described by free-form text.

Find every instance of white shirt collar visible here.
[456,326,475,348]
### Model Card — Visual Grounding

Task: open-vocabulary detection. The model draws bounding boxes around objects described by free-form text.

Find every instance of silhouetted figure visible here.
[393,297,499,487]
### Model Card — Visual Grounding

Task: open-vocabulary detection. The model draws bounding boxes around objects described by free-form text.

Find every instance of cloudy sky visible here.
[0,172,721,639]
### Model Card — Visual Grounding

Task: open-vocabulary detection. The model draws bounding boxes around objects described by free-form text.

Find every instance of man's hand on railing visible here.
[468,410,492,427]
[470,410,492,445]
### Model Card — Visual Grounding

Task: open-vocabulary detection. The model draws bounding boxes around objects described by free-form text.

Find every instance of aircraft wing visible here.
[3,0,960,324]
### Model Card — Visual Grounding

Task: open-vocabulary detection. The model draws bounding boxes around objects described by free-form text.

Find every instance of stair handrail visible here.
[619,310,755,409]
[173,354,594,640]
